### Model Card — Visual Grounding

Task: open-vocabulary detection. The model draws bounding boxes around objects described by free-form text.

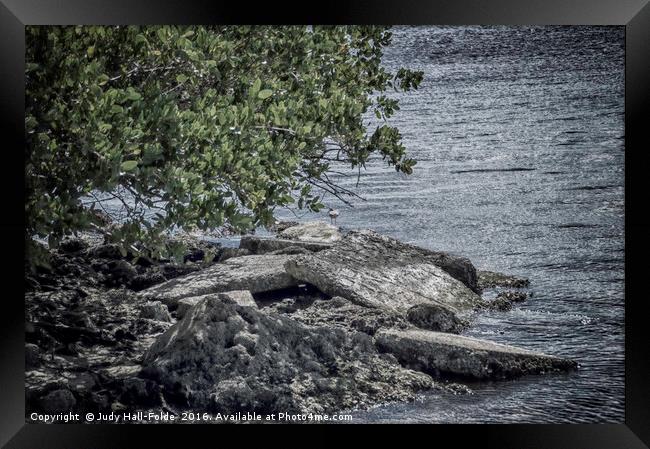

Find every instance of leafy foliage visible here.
[26,25,422,261]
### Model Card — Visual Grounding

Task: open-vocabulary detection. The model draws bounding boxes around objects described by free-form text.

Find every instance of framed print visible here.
[1,0,649,447]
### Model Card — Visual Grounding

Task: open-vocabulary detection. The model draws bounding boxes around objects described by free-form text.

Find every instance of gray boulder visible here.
[240,236,331,255]
[284,230,481,332]
[279,221,343,243]
[376,329,577,380]
[140,255,298,307]
[141,295,441,414]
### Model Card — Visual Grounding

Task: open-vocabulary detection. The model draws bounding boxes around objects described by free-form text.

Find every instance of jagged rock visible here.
[240,236,331,255]
[375,329,577,380]
[141,295,441,414]
[478,271,530,289]
[176,290,257,319]
[279,221,343,243]
[140,255,299,307]
[284,230,481,332]
[140,301,172,322]
[496,291,528,302]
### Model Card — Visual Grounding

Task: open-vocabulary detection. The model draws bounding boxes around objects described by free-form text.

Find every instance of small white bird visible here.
[328,208,339,225]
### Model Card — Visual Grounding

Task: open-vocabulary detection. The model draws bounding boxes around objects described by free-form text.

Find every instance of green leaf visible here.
[120,160,138,172]
[258,89,273,99]
[176,74,188,83]
[126,89,141,101]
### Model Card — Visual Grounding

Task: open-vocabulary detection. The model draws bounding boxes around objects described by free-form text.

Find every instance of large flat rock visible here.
[279,221,343,243]
[284,230,482,332]
[240,236,331,255]
[376,329,577,380]
[140,255,298,307]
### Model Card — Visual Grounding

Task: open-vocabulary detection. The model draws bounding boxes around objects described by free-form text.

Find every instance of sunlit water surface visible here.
[275,26,625,423]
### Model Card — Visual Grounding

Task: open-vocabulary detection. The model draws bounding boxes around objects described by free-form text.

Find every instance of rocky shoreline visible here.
[25,221,577,421]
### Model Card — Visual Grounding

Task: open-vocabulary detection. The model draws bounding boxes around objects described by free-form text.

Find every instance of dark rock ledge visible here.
[25,221,576,420]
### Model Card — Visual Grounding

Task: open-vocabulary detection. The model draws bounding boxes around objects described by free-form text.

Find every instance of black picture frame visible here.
[1,1,648,447]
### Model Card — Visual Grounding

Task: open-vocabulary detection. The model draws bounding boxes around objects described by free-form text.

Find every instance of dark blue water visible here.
[276,26,625,423]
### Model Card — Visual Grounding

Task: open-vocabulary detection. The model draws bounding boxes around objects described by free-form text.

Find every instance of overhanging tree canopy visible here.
[26,25,422,260]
